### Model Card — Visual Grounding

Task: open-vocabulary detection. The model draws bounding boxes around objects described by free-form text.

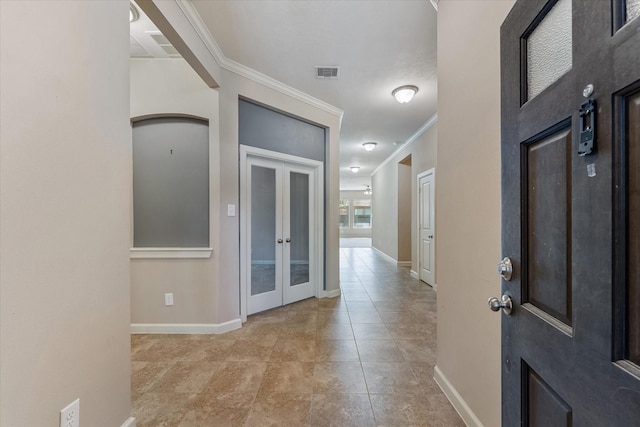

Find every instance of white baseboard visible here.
[410,270,419,279]
[322,288,342,298]
[372,246,408,267]
[131,318,242,335]
[121,417,136,427]
[434,365,484,427]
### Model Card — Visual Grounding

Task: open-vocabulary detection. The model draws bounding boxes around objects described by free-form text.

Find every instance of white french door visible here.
[241,147,322,316]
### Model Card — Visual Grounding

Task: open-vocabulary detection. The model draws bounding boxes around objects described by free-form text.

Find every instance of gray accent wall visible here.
[239,99,326,162]
[132,117,209,247]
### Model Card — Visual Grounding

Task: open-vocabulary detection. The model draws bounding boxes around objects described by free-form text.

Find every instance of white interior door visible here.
[283,164,315,305]
[418,169,435,285]
[246,156,316,315]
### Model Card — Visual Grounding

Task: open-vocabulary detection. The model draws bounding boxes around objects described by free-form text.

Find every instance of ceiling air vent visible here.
[315,66,339,79]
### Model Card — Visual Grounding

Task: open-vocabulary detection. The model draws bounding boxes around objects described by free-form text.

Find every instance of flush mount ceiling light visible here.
[362,142,377,151]
[364,185,372,195]
[392,85,419,104]
[129,3,139,22]
[350,166,360,173]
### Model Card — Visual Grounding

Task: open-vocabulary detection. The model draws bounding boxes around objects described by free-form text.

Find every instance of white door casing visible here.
[418,169,435,286]
[240,145,324,320]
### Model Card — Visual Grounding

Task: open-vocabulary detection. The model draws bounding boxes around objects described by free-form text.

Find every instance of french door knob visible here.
[488,295,513,315]
[497,257,513,281]
[285,238,291,243]
[277,239,283,244]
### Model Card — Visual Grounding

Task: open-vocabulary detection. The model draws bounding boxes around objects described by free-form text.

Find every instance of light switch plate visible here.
[227,204,236,217]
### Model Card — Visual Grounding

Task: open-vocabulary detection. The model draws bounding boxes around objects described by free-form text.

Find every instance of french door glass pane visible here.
[628,0,640,23]
[251,165,277,295]
[526,0,572,101]
[628,92,640,364]
[290,172,309,286]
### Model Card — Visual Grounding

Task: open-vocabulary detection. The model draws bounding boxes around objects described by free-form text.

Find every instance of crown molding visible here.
[371,113,438,176]
[175,0,344,119]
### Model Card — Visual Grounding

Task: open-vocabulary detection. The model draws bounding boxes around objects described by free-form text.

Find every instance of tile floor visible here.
[131,247,464,426]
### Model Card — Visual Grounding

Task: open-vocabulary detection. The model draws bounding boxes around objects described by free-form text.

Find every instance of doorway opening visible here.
[398,155,412,266]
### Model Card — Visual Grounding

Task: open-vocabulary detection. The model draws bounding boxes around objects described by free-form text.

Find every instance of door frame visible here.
[417,168,435,287]
[239,145,324,321]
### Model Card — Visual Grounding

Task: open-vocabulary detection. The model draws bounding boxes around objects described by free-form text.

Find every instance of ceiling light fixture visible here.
[350,166,360,173]
[364,185,372,196]
[129,3,139,22]
[362,142,377,151]
[392,85,419,104]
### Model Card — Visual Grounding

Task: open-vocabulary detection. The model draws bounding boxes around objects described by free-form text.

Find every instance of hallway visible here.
[131,247,463,426]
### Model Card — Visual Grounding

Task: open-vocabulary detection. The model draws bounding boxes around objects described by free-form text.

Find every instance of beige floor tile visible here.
[386,323,434,340]
[277,324,317,340]
[177,408,251,427]
[317,310,352,326]
[131,248,462,427]
[288,297,319,311]
[132,391,192,426]
[369,393,434,427]
[258,362,315,395]
[395,339,437,364]
[316,323,354,340]
[362,362,424,394]
[270,339,316,362]
[199,339,236,361]
[313,362,368,393]
[309,393,375,427]
[348,310,384,324]
[356,339,405,362]
[352,323,392,340]
[146,361,219,394]
[225,339,275,361]
[318,296,348,311]
[131,361,172,398]
[245,393,312,427]
[205,361,267,394]
[315,339,360,361]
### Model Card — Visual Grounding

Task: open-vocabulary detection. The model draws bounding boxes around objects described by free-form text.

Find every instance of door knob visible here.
[285,238,291,243]
[428,235,434,239]
[488,295,513,315]
[277,238,283,244]
[497,257,513,281]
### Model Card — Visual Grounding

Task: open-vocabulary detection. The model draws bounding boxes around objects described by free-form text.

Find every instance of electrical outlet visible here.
[60,398,79,427]
[164,293,174,306]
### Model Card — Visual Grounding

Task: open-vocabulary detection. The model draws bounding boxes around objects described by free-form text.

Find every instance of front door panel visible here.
[501,0,640,425]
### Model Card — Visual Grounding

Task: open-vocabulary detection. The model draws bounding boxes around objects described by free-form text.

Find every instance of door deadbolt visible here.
[497,257,513,281]
[488,295,513,315]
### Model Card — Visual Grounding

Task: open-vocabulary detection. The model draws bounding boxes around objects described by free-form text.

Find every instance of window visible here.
[353,200,372,228]
[339,200,350,228]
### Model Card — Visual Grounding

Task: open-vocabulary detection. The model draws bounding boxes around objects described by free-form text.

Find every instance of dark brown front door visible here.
[501,0,640,425]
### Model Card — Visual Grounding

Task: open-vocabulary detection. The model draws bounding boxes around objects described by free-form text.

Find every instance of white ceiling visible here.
[131,1,438,191]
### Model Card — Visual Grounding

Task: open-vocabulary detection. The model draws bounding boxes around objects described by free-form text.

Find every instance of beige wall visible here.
[435,1,514,426]
[371,122,437,272]
[130,59,222,325]
[0,2,132,426]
